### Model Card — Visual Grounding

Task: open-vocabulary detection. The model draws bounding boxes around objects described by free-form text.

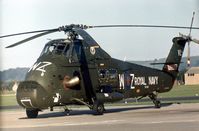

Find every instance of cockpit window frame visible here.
[69,42,82,63]
[40,39,70,56]
[40,39,83,63]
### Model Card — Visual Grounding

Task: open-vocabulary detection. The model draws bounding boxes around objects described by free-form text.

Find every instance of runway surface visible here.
[1,103,199,131]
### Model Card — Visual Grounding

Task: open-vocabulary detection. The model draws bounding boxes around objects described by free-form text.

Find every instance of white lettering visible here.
[130,74,135,89]
[28,61,52,76]
[134,77,146,85]
[148,76,158,85]
[118,74,159,89]
[119,74,125,89]
[28,62,41,72]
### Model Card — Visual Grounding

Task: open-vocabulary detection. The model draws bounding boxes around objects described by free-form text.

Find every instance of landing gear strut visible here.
[64,106,70,116]
[93,101,104,115]
[72,98,105,115]
[148,92,161,108]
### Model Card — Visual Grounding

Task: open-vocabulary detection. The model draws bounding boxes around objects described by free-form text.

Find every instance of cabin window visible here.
[98,69,118,89]
[109,69,118,79]
[98,69,109,78]
[98,69,117,79]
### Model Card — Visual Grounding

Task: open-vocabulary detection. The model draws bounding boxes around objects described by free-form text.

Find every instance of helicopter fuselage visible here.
[16,38,176,110]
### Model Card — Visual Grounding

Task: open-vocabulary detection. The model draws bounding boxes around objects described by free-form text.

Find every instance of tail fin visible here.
[162,37,187,78]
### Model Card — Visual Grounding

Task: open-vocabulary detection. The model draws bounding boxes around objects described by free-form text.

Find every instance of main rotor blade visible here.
[0,28,58,38]
[6,29,58,48]
[73,27,99,47]
[90,25,199,30]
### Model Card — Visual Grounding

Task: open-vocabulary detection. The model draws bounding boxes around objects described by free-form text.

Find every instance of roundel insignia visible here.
[90,47,96,55]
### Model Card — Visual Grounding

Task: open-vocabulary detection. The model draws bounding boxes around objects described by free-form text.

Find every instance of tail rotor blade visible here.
[188,12,195,37]
[187,42,191,67]
[192,38,199,44]
[186,12,195,68]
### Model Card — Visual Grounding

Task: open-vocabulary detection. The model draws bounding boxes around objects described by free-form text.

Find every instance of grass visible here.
[0,90,15,95]
[0,94,17,106]
[159,85,199,98]
[0,85,199,107]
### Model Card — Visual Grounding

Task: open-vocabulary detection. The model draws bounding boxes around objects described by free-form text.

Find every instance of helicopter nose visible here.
[16,81,50,109]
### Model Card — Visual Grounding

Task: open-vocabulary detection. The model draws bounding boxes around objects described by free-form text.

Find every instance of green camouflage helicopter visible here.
[1,23,199,118]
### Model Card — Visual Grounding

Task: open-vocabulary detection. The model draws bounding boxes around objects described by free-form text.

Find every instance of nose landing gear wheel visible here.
[26,109,39,118]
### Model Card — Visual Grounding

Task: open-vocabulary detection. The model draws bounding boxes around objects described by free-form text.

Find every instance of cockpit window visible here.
[40,40,82,62]
[54,44,66,54]
[49,45,55,52]
[40,40,70,56]
[63,44,70,57]
[71,43,82,62]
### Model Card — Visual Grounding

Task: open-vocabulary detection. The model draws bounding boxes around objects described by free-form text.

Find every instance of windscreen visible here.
[40,39,71,57]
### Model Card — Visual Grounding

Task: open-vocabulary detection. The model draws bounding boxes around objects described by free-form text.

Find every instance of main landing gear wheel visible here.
[26,109,38,118]
[93,101,104,115]
[64,107,70,116]
[148,93,161,108]
[153,100,161,108]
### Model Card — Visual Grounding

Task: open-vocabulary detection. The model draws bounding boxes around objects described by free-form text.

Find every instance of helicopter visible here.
[1,22,199,118]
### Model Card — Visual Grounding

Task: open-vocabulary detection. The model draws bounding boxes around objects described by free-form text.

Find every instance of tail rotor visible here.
[179,12,199,68]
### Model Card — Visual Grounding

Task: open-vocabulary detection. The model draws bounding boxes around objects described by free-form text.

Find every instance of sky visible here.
[0,0,199,71]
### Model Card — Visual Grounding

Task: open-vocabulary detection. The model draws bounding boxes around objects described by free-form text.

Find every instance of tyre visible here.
[154,100,161,108]
[93,101,104,115]
[26,109,39,118]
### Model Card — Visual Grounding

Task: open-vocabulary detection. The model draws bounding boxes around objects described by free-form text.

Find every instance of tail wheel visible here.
[148,92,161,108]
[93,101,104,115]
[26,109,39,118]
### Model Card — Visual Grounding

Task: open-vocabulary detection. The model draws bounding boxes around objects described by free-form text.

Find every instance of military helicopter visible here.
[1,21,199,118]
